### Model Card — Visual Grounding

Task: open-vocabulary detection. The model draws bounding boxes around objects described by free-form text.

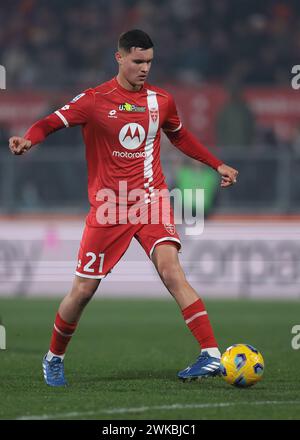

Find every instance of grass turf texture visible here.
[0,298,300,420]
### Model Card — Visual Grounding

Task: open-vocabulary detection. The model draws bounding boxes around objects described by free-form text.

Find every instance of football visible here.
[220,344,264,387]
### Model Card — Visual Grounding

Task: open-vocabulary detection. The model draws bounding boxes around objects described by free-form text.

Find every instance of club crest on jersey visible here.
[119,123,146,150]
[119,102,146,112]
[164,223,176,235]
[149,108,158,123]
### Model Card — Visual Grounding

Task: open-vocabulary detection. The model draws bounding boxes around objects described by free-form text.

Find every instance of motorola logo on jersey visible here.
[119,123,145,150]
[112,150,147,159]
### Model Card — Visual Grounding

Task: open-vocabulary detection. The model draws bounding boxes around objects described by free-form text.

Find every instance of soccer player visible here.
[9,30,238,386]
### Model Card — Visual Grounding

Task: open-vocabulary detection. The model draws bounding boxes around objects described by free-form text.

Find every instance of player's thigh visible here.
[135,222,181,260]
[151,242,180,268]
[76,223,135,279]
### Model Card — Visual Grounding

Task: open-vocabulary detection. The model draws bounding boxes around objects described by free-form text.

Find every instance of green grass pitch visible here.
[0,298,300,420]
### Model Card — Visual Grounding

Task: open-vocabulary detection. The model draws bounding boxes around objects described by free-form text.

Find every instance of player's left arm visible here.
[163,95,238,188]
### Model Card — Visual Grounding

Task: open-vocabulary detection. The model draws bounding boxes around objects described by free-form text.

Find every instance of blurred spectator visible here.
[291,124,300,155]
[255,126,279,151]
[216,84,255,149]
[175,159,219,219]
[0,124,10,146]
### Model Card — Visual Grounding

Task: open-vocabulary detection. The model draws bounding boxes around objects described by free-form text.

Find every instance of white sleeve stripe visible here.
[55,110,69,127]
[164,122,182,133]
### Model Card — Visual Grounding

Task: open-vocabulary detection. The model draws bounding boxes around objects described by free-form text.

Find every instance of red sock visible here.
[182,299,218,349]
[49,313,78,355]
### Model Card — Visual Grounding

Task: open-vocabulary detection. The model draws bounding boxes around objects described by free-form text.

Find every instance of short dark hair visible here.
[118,29,154,52]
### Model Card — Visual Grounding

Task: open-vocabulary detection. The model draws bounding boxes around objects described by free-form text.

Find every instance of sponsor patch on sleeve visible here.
[70,93,86,103]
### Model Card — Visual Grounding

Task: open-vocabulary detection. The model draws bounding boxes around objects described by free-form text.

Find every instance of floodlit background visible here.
[1,0,300,297]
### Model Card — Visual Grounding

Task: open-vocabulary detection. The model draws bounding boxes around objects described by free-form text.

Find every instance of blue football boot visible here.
[42,355,67,386]
[178,352,221,381]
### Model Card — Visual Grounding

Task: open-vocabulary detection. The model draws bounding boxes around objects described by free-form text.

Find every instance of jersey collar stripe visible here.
[55,110,69,128]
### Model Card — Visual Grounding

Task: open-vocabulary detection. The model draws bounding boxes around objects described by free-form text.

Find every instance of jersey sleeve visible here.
[24,113,65,145]
[162,93,222,170]
[162,94,182,133]
[23,89,95,146]
[165,127,223,170]
[53,89,95,128]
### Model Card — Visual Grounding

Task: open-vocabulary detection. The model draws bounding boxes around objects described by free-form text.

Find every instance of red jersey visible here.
[25,77,223,223]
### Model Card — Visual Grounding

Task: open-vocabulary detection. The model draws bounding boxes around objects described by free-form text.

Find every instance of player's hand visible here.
[217,163,238,188]
[9,137,32,155]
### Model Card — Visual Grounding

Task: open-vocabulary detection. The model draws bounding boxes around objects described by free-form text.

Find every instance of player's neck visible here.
[116,74,143,92]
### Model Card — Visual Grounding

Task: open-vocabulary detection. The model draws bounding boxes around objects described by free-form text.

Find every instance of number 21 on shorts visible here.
[84,252,105,274]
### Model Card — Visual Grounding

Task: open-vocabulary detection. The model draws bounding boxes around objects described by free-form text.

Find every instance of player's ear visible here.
[115,51,123,66]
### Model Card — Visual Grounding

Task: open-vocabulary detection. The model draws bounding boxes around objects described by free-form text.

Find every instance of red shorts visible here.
[75,218,181,280]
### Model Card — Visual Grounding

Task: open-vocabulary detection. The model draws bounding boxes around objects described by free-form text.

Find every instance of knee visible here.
[158,263,186,291]
[72,278,99,305]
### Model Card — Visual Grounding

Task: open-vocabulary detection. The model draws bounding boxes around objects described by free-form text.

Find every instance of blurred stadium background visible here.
[1,0,300,423]
[1,0,300,299]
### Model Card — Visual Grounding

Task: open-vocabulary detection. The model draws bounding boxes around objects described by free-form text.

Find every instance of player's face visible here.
[116,47,153,89]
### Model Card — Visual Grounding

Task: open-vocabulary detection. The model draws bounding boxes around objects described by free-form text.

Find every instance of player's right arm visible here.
[9,113,64,155]
[8,90,95,155]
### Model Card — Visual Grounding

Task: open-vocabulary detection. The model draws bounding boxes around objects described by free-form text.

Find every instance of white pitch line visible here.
[16,400,300,420]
